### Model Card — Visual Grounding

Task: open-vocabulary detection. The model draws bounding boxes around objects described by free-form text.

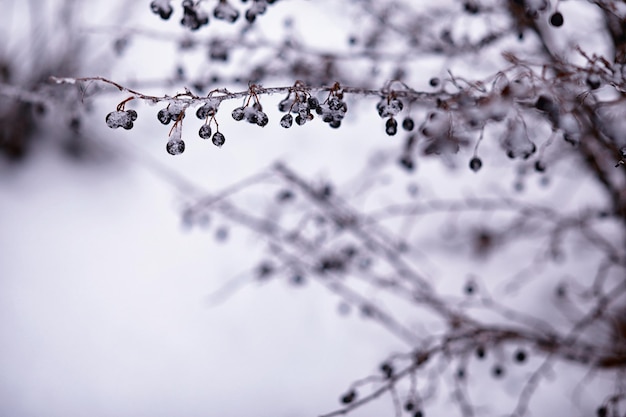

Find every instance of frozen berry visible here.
[402,117,415,131]
[212,131,225,147]
[166,139,185,155]
[492,365,505,378]
[106,111,131,129]
[550,12,563,27]
[586,74,601,90]
[199,124,212,139]
[476,346,486,359]
[157,108,172,125]
[469,157,482,172]
[386,117,398,136]
[308,96,320,110]
[150,0,173,20]
[295,114,307,126]
[534,160,546,172]
[429,77,440,87]
[126,109,138,121]
[514,350,527,363]
[280,113,293,128]
[231,106,245,121]
[340,390,356,404]
[196,102,218,119]
[256,111,269,127]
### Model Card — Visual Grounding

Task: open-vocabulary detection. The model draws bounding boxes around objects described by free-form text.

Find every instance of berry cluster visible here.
[105,109,137,130]
[318,95,348,129]
[157,102,187,125]
[181,0,209,30]
[149,0,278,27]
[231,87,270,128]
[213,0,239,23]
[277,89,319,128]
[377,95,411,136]
[150,0,173,19]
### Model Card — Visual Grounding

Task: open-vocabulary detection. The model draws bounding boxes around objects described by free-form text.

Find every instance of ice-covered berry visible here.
[340,390,356,404]
[256,111,269,127]
[212,131,225,147]
[402,117,415,131]
[199,124,212,139]
[586,74,601,90]
[377,97,403,118]
[166,139,185,155]
[106,110,133,130]
[469,157,482,172]
[181,0,209,30]
[308,96,320,111]
[280,113,293,128]
[232,106,245,121]
[126,109,138,121]
[213,0,240,23]
[157,108,172,125]
[196,100,219,119]
[386,117,398,136]
[150,0,173,20]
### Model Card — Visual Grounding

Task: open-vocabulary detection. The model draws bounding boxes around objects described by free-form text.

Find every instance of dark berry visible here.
[476,346,486,359]
[380,363,393,379]
[196,102,218,119]
[402,117,415,131]
[597,406,607,417]
[157,108,172,125]
[414,411,423,417]
[245,9,257,23]
[514,350,527,363]
[166,139,185,155]
[329,120,341,129]
[280,113,293,128]
[307,96,320,110]
[256,111,269,127]
[295,114,307,126]
[405,401,414,412]
[278,97,291,112]
[469,157,482,172]
[399,155,414,171]
[534,160,546,172]
[150,1,173,20]
[535,95,554,112]
[199,124,212,139]
[231,106,245,121]
[340,390,356,404]
[492,365,504,378]
[386,118,398,136]
[126,109,138,121]
[212,131,225,147]
[429,77,440,87]
[549,12,563,27]
[106,111,131,129]
[586,74,601,90]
